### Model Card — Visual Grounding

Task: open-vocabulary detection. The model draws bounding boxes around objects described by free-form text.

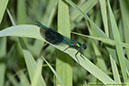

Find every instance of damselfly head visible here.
[83,44,87,49]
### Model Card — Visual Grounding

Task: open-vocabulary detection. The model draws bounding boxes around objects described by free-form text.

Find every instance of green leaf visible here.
[0,25,42,40]
[23,49,46,86]
[99,0,109,36]
[71,0,98,29]
[43,57,64,86]
[41,0,57,26]
[17,0,26,24]
[107,0,127,81]
[7,73,19,86]
[71,32,129,49]
[0,25,115,84]
[119,0,129,60]
[0,37,6,58]
[110,56,121,82]
[56,0,73,86]
[31,58,43,86]
[27,40,44,57]
[16,70,30,86]
[0,64,6,86]
[0,0,9,23]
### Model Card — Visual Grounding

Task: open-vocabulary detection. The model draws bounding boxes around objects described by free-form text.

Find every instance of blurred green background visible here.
[0,0,129,86]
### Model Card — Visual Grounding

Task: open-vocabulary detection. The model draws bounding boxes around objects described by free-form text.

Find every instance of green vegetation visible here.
[0,0,129,86]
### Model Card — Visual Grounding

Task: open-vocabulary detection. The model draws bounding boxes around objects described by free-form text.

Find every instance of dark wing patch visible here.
[43,28,64,44]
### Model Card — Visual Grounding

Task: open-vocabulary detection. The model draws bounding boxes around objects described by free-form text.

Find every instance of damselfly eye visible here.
[83,44,87,49]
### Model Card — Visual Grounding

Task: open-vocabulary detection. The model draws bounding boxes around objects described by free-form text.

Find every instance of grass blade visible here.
[110,56,121,82]
[0,23,115,84]
[23,49,46,86]
[31,58,43,86]
[0,64,6,86]
[99,0,109,36]
[119,0,129,60]
[16,69,30,86]
[57,0,73,86]
[43,57,64,86]
[0,0,9,23]
[107,0,127,81]
[17,0,26,24]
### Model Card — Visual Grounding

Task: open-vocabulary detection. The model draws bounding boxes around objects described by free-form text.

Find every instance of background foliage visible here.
[0,0,129,86]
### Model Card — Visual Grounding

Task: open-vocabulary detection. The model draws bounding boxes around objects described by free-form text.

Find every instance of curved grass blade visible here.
[107,0,127,81]
[0,25,115,84]
[42,57,64,86]
[7,8,46,86]
[64,0,129,78]
[23,49,46,86]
